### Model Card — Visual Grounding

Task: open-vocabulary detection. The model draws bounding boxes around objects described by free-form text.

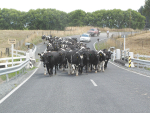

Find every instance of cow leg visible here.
[55,65,57,75]
[44,67,47,75]
[81,66,83,74]
[76,66,79,76]
[79,66,83,74]
[51,67,53,75]
[90,64,92,72]
[67,61,70,75]
[104,60,108,69]
[88,63,90,72]
[102,61,105,72]
[49,68,52,77]
[95,65,97,73]
[46,66,51,75]
[63,64,66,71]
[72,65,75,74]
[97,62,101,72]
[100,62,102,72]
[62,64,64,71]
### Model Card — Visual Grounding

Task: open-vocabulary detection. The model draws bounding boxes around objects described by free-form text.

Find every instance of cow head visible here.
[98,50,106,61]
[38,52,45,62]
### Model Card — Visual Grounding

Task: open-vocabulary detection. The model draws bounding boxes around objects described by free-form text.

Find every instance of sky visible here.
[0,0,146,13]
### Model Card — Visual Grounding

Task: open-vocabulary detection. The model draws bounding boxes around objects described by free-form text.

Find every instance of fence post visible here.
[8,48,9,56]
[6,74,9,82]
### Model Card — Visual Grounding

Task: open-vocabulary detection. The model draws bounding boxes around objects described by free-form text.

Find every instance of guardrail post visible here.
[15,71,17,78]
[6,74,9,82]
[26,53,30,69]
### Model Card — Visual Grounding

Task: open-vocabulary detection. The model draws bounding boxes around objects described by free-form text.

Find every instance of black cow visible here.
[38,51,61,76]
[58,48,67,71]
[38,52,52,75]
[89,50,99,73]
[103,49,112,69]
[78,47,90,73]
[66,50,84,76]
[41,35,47,44]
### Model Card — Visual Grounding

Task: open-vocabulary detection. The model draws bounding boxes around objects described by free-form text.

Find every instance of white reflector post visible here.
[116,49,120,59]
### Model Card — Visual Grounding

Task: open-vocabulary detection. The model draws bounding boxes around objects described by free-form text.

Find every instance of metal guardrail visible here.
[0,59,29,76]
[134,54,150,59]
[131,58,150,67]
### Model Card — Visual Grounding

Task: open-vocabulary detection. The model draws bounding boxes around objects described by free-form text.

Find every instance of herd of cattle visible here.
[38,35,112,76]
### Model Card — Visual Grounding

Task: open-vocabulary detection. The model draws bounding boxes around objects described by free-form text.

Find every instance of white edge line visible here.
[109,61,150,78]
[0,62,41,104]
[94,40,150,79]
[90,79,98,86]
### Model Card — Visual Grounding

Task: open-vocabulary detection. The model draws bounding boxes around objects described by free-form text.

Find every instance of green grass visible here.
[27,66,37,71]
[36,59,39,62]
[0,70,20,81]
[95,42,110,51]
[139,57,148,60]
[0,66,37,81]
[145,67,150,71]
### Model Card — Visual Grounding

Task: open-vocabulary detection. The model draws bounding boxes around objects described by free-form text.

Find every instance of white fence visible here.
[0,45,36,81]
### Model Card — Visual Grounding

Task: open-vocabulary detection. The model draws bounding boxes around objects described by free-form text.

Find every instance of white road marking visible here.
[90,79,98,86]
[0,62,41,104]
[110,61,150,78]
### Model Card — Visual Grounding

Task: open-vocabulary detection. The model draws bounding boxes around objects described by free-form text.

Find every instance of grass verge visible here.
[0,66,37,81]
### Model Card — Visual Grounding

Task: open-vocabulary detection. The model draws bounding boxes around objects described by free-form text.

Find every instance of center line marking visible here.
[90,79,98,86]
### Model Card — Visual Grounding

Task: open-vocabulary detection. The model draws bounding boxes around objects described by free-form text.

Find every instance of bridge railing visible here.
[111,48,150,69]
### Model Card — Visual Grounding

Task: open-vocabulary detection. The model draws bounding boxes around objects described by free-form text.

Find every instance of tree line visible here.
[0,8,146,30]
[138,0,150,28]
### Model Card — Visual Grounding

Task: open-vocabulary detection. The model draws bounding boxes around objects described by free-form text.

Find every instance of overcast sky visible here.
[0,0,146,13]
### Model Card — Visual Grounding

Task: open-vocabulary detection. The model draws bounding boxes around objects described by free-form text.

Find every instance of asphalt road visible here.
[0,33,150,113]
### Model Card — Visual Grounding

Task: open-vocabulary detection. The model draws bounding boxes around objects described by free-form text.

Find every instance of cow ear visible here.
[38,53,41,56]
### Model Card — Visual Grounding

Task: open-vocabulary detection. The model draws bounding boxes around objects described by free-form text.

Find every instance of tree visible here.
[139,2,150,28]
[68,10,86,26]
[143,0,150,16]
